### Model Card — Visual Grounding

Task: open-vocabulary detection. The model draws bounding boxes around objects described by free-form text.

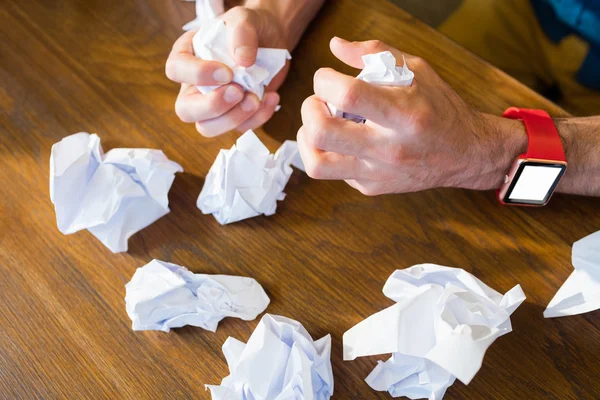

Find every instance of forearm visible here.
[480,114,600,196]
[244,0,326,50]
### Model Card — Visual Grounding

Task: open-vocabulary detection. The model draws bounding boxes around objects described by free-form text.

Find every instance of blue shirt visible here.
[532,0,600,90]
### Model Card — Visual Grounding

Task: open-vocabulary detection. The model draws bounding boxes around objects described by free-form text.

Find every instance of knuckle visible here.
[235,18,254,32]
[174,99,192,123]
[388,146,406,166]
[305,158,325,179]
[194,65,207,85]
[313,68,330,87]
[413,104,433,132]
[305,121,327,149]
[300,96,313,119]
[357,184,378,197]
[364,40,387,53]
[410,56,428,70]
[195,122,215,138]
[381,101,400,124]
[229,6,250,19]
[165,59,178,81]
[338,82,360,111]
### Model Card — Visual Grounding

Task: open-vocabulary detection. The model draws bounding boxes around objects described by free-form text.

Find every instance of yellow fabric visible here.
[438,0,600,116]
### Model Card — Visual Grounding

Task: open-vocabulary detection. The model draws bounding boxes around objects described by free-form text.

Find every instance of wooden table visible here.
[1,0,599,398]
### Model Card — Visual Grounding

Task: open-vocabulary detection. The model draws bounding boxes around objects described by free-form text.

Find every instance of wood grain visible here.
[1,0,599,399]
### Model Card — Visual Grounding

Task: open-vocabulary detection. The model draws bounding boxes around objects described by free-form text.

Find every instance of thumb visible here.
[329,37,407,69]
[223,7,259,67]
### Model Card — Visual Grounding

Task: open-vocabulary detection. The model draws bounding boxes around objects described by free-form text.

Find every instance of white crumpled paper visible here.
[544,230,600,318]
[125,259,270,332]
[197,130,304,225]
[343,264,526,400]
[328,51,414,123]
[50,133,182,253]
[206,314,334,400]
[192,18,291,100]
[182,0,225,31]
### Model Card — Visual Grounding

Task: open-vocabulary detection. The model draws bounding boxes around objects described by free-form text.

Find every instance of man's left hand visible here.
[298,38,527,196]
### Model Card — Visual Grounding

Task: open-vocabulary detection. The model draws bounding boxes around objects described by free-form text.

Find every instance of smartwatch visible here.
[497,107,567,206]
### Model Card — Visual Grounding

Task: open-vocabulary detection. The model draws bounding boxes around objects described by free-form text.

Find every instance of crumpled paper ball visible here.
[125,259,270,332]
[192,19,291,100]
[197,130,304,225]
[206,314,334,400]
[343,264,526,400]
[50,133,182,253]
[544,230,600,318]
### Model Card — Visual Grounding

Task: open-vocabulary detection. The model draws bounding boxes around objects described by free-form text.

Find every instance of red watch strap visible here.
[502,107,566,161]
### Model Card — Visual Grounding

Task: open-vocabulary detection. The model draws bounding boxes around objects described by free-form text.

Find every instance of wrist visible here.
[553,117,600,195]
[242,1,286,48]
[459,112,527,191]
[244,0,324,50]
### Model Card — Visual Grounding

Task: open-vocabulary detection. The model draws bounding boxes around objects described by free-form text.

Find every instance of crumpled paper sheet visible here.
[343,264,526,400]
[544,230,600,318]
[328,51,414,123]
[197,129,304,225]
[182,0,225,31]
[125,259,270,332]
[206,314,334,400]
[192,18,291,100]
[49,133,182,253]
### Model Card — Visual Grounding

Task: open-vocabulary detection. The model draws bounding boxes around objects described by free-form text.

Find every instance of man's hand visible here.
[298,38,528,196]
[166,7,288,137]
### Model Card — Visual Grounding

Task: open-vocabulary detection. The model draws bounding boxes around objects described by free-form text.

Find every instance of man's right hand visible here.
[166,6,288,137]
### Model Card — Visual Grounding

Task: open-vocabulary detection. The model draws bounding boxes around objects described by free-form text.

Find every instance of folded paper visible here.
[328,51,414,123]
[125,259,270,332]
[182,0,225,31]
[206,314,334,399]
[50,133,182,253]
[343,264,525,399]
[544,230,600,318]
[197,130,304,225]
[192,19,291,100]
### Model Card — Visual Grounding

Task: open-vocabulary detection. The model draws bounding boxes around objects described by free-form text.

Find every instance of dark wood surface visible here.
[1,0,599,399]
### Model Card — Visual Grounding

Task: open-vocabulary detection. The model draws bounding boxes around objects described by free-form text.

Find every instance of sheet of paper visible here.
[50,133,182,253]
[544,230,600,318]
[197,129,304,225]
[192,19,291,100]
[328,51,414,123]
[343,264,525,399]
[182,0,225,31]
[206,314,334,399]
[125,259,270,332]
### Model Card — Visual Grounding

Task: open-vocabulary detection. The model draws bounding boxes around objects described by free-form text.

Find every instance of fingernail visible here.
[234,46,256,61]
[265,93,280,107]
[241,95,259,112]
[224,86,243,103]
[213,68,231,84]
[333,36,348,43]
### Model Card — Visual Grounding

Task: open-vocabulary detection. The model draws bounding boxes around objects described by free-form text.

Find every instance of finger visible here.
[223,7,259,67]
[166,32,233,85]
[175,84,244,123]
[297,126,366,180]
[345,179,384,196]
[329,37,412,69]
[314,68,407,126]
[235,92,280,132]
[195,92,261,137]
[300,95,381,158]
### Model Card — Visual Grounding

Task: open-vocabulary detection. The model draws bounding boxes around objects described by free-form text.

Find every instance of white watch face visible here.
[506,163,565,204]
